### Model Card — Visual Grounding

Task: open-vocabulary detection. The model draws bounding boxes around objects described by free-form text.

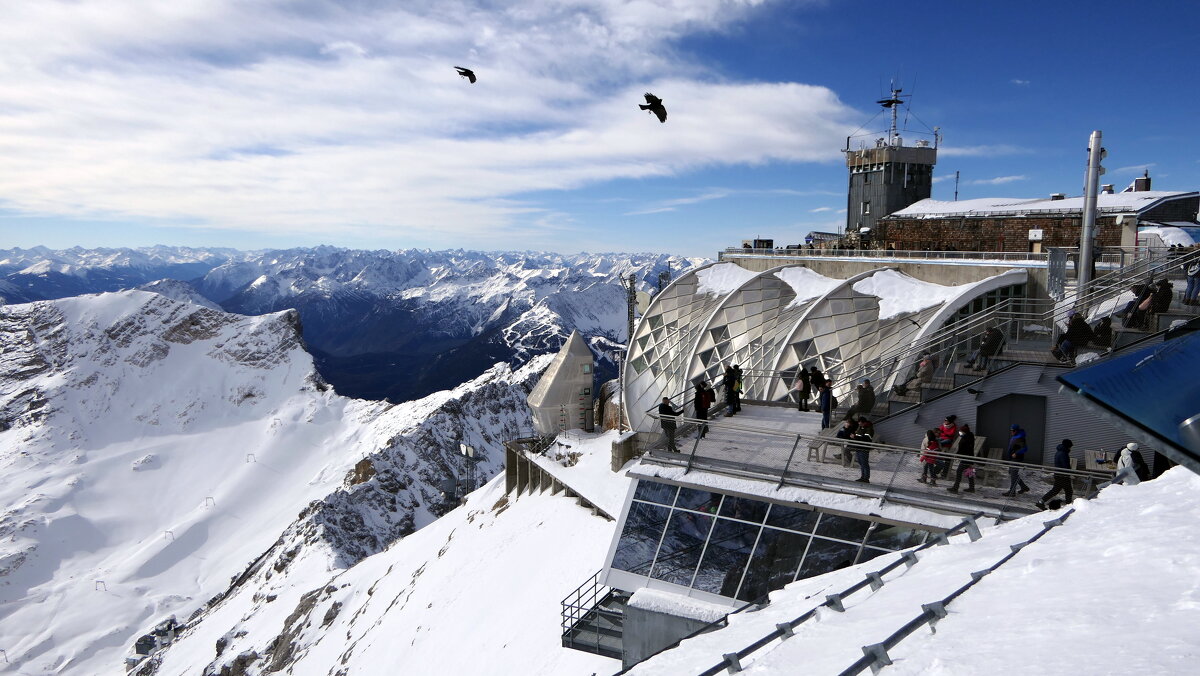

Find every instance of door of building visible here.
[976,394,1047,466]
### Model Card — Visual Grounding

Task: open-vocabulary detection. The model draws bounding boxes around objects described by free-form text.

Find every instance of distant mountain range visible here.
[1,246,706,401]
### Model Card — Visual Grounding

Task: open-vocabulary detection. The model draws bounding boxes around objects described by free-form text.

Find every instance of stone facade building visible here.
[878,187,1198,253]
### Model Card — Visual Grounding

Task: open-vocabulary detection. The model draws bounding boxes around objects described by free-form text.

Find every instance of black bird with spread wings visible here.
[639,92,667,123]
[454,66,476,83]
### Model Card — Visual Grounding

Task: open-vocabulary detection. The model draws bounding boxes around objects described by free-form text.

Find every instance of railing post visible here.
[777,434,804,488]
[722,653,743,673]
[861,643,893,673]
[684,431,703,475]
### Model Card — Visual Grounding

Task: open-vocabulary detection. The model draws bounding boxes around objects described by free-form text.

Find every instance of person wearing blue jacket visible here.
[1002,424,1030,497]
[818,383,833,429]
[1036,439,1074,508]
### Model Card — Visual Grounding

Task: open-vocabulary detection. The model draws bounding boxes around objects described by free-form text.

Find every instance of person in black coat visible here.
[1036,439,1075,508]
[1091,316,1114,349]
[1122,283,1155,329]
[722,365,738,416]
[658,397,683,451]
[947,423,977,493]
[1052,314,1093,362]
[966,327,1004,371]
[693,382,714,439]
[792,369,812,412]
[817,383,833,429]
[851,418,874,483]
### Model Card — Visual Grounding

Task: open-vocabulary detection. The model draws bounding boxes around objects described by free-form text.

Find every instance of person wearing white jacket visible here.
[1106,442,1143,487]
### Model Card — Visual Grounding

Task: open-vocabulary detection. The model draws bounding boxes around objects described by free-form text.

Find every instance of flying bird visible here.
[640,92,667,123]
[454,66,476,83]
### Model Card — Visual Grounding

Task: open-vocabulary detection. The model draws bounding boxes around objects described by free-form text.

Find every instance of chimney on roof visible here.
[1101,184,1114,194]
[1123,170,1152,193]
[1050,193,1067,200]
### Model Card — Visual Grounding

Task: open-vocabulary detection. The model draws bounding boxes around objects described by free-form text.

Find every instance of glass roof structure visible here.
[624,263,1027,432]
[603,478,934,606]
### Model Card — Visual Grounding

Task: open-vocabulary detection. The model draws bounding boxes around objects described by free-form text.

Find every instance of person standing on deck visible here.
[1002,424,1030,496]
[818,382,833,429]
[791,369,812,412]
[934,415,959,478]
[947,423,977,493]
[658,397,683,452]
[722,365,738,417]
[851,418,874,483]
[693,382,714,439]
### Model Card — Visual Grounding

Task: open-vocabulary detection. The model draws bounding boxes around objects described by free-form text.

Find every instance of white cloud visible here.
[809,206,833,213]
[968,175,1028,186]
[0,0,857,247]
[1114,163,1156,174]
[1011,79,1030,85]
[938,144,1033,157]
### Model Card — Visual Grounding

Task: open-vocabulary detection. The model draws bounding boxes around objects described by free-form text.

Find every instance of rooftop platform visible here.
[645,404,1111,521]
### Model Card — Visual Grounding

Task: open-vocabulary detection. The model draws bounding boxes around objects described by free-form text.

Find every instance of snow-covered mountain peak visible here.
[0,289,552,674]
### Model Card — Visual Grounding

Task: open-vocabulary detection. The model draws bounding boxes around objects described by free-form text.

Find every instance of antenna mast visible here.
[876,83,905,145]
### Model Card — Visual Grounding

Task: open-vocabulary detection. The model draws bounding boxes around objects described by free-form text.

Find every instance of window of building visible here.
[607,479,934,603]
[862,201,871,215]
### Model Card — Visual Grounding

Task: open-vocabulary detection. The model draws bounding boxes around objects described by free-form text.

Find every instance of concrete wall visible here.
[622,605,715,669]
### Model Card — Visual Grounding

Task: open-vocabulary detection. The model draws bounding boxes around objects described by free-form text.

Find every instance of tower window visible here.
[861,201,871,215]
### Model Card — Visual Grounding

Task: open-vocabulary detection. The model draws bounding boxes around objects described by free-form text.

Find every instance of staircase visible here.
[562,570,628,660]
[835,247,1200,419]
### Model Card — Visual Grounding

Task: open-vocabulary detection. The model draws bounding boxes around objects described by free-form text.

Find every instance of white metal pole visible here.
[1079,130,1103,294]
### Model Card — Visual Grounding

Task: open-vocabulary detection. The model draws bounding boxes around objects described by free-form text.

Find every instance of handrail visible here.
[645,411,1112,482]
[691,512,987,676]
[734,247,1200,408]
[839,508,1077,675]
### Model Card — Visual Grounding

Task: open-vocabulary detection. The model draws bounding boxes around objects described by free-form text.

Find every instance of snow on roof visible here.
[772,266,843,307]
[631,467,1200,675]
[1139,225,1199,247]
[890,190,1197,219]
[852,270,978,321]
[695,262,759,297]
[628,588,731,624]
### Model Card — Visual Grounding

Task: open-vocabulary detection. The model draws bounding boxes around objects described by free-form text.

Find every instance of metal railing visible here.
[738,246,1200,412]
[644,410,1110,515]
[839,508,1076,675]
[561,569,623,655]
[693,512,987,676]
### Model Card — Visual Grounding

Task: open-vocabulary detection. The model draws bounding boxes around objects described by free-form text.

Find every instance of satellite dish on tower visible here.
[635,291,652,315]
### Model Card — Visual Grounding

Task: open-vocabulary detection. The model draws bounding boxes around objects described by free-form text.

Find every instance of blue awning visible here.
[1057,331,1200,474]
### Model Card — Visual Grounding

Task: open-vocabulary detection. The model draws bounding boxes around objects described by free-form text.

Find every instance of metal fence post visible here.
[861,643,893,673]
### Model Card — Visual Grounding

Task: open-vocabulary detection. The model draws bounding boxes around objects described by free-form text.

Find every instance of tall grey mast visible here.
[843,86,938,246]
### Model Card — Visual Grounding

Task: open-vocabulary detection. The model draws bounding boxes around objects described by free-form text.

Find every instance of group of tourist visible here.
[1050,311,1114,364]
[789,365,851,429]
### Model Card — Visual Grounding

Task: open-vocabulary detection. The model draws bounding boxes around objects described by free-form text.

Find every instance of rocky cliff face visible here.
[0,290,550,674]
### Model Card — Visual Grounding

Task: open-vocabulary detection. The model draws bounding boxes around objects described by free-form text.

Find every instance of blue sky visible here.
[1,0,1197,258]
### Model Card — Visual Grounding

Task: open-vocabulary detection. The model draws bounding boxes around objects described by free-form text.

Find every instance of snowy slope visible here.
[153,453,623,676]
[0,291,549,674]
[631,467,1200,675]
